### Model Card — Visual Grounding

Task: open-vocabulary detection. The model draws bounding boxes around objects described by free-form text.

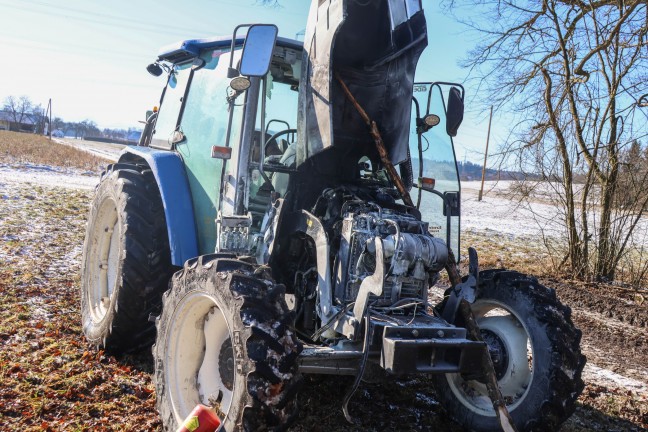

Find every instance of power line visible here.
[0,1,208,38]
[0,35,148,62]
[17,0,209,35]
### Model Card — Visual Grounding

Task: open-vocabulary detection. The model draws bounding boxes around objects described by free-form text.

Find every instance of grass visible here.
[0,182,159,431]
[0,130,108,171]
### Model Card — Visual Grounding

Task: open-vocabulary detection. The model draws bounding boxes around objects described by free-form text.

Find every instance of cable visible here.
[310,303,355,341]
[342,316,373,424]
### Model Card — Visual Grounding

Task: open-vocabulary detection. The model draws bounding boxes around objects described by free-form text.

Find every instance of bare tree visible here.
[445,0,648,282]
[3,95,34,131]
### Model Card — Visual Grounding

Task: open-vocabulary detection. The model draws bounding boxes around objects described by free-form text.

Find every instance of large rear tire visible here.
[433,270,586,432]
[154,255,302,431]
[81,163,172,353]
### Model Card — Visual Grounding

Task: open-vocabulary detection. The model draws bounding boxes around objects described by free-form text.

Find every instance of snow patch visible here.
[583,364,648,395]
[0,164,99,190]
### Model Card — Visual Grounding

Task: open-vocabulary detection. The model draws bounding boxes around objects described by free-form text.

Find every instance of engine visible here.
[333,201,448,309]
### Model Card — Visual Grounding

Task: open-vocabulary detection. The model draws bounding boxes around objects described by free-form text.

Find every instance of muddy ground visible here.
[0,171,647,431]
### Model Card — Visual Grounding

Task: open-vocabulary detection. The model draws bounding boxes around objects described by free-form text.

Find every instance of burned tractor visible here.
[80,1,585,430]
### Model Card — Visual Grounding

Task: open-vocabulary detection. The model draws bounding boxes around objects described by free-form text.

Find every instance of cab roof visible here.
[157,35,303,64]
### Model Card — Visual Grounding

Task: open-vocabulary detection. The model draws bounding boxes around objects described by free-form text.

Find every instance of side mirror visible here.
[446,87,464,137]
[146,63,163,77]
[239,24,278,77]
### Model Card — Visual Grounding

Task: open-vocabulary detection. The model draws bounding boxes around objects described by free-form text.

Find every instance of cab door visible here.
[410,83,461,260]
[173,48,245,255]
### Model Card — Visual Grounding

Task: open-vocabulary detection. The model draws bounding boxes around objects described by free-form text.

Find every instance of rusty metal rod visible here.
[458,299,519,432]
[335,72,414,208]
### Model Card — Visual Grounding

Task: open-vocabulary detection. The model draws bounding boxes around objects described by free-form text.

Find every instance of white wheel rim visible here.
[87,197,119,323]
[446,299,533,416]
[165,292,235,423]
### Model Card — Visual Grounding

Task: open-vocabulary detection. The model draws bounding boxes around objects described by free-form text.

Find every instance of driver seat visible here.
[271,143,296,197]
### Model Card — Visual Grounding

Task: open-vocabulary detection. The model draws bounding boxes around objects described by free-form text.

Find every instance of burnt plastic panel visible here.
[297,0,428,169]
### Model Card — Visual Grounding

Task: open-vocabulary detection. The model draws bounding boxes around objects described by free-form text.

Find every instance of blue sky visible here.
[0,0,496,163]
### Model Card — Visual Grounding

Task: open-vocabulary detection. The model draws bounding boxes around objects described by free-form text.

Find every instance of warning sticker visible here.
[428,225,442,235]
[184,416,200,432]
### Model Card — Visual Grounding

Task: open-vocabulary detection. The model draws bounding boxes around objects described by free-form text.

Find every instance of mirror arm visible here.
[228,24,256,78]
[258,77,272,185]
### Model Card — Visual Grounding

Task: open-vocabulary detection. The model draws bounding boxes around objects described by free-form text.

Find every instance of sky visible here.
[0,0,497,163]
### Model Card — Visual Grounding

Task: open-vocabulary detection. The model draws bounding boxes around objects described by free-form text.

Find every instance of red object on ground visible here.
[176,404,222,432]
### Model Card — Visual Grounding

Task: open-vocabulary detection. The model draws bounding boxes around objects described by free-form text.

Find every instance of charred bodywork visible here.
[264,0,475,377]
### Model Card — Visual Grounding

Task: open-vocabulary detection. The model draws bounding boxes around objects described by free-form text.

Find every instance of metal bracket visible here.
[352,237,385,327]
[443,191,461,217]
[442,247,479,323]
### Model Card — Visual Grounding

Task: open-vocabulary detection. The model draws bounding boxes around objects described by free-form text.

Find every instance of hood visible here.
[297,0,428,167]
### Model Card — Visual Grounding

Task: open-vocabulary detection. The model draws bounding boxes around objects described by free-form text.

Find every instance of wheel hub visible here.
[480,329,509,380]
[219,337,234,391]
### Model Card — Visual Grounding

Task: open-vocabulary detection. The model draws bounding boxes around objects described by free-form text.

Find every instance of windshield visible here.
[409,83,461,259]
[150,65,191,149]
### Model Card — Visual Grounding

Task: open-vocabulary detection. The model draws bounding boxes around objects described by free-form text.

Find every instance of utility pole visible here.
[43,98,52,141]
[478,105,493,201]
[45,98,52,140]
[48,99,52,140]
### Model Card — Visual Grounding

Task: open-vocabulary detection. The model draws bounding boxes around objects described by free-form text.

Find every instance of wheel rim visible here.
[446,299,533,416]
[86,197,119,323]
[165,292,235,423]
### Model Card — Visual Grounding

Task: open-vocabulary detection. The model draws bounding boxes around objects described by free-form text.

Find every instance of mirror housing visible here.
[146,62,163,77]
[239,24,278,77]
[446,87,464,137]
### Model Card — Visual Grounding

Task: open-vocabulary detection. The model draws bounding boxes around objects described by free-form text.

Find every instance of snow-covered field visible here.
[54,138,124,161]
[0,163,99,191]
[3,163,646,247]
[462,181,565,239]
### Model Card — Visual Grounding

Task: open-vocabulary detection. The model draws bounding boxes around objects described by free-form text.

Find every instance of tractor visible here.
[80,1,585,430]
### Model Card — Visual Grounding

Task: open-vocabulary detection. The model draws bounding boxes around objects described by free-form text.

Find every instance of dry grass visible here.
[0,183,159,431]
[461,229,556,277]
[0,131,108,171]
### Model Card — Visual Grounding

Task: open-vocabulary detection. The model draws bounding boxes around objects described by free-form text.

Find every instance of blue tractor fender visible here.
[118,146,198,266]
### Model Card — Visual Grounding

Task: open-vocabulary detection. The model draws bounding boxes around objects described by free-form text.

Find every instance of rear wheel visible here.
[434,270,585,432]
[154,255,302,431]
[81,163,172,353]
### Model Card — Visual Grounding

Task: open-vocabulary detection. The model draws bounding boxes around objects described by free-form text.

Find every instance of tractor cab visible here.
[140,29,302,256]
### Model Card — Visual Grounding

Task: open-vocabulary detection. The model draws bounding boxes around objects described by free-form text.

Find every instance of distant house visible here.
[0,110,37,132]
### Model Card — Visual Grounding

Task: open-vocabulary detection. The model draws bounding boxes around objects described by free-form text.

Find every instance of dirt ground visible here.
[0,169,647,431]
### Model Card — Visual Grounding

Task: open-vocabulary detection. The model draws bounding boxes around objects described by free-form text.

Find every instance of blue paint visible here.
[119,146,198,266]
[158,36,302,64]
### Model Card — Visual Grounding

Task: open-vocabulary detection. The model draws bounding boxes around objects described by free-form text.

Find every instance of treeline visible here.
[1,95,138,140]
[456,160,529,181]
[417,158,534,182]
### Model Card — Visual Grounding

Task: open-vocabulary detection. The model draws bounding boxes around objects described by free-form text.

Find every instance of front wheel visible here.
[154,255,302,431]
[434,270,586,432]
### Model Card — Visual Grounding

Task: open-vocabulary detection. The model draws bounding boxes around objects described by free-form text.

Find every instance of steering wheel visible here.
[264,129,296,163]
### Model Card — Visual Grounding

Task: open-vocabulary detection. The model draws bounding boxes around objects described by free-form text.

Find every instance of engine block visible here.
[334,203,448,308]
